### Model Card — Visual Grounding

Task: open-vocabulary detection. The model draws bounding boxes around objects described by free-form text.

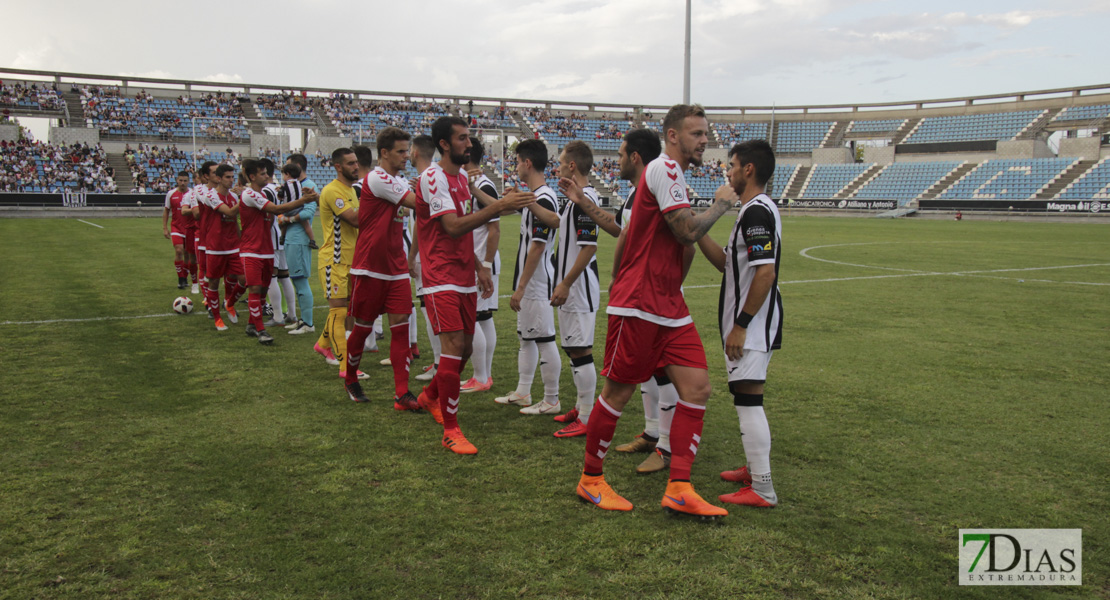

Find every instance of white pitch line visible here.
[76,219,105,229]
[0,312,175,326]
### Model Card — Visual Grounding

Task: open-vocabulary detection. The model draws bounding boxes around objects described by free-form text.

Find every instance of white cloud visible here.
[201,73,243,84]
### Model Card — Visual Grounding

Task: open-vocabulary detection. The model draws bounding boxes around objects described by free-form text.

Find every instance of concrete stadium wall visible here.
[893,152,995,164]
[1058,137,1103,161]
[251,133,286,154]
[305,136,353,157]
[812,147,854,164]
[0,124,19,142]
[49,127,99,146]
[863,145,895,164]
[995,139,1055,159]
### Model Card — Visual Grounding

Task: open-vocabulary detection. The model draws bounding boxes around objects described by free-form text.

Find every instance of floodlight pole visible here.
[683,0,692,104]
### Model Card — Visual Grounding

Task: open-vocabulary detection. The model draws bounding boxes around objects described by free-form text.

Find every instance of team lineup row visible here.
[160,105,784,519]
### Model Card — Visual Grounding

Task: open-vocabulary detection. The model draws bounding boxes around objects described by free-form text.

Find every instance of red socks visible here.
[344,322,374,385]
[188,262,198,283]
[390,321,411,398]
[247,292,264,330]
[226,281,246,307]
[583,397,621,474]
[206,286,221,318]
[175,260,186,279]
[436,355,463,431]
[668,400,706,481]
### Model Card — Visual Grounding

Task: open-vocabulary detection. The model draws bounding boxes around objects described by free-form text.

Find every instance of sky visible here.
[2,0,1107,109]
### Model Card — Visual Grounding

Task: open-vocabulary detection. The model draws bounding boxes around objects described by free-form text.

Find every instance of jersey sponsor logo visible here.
[431,198,444,213]
[576,227,595,238]
[392,182,404,195]
[336,198,345,209]
[748,241,773,253]
[746,225,769,236]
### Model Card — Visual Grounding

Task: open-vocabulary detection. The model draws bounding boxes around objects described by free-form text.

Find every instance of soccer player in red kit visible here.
[162,172,195,289]
[238,159,318,344]
[576,104,738,518]
[343,128,424,410]
[199,164,247,331]
[414,116,535,454]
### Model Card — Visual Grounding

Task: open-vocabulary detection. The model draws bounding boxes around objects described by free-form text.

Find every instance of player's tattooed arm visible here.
[558,177,620,237]
[696,234,726,273]
[661,184,737,245]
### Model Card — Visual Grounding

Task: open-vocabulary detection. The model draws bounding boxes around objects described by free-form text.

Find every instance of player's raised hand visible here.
[499,189,535,212]
[409,176,420,190]
[558,177,586,205]
[715,183,739,204]
[301,189,319,203]
[466,167,483,184]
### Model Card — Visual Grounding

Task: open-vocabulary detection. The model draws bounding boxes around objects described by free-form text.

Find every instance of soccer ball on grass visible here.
[172,296,194,314]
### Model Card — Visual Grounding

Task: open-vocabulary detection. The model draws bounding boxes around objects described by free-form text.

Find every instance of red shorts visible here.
[424,291,476,335]
[350,275,412,322]
[205,252,244,281]
[601,314,708,385]
[170,225,188,246]
[183,227,197,255]
[241,256,274,289]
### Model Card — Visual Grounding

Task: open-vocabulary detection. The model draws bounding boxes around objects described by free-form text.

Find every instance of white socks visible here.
[478,317,496,384]
[571,356,597,424]
[538,341,561,405]
[515,338,538,397]
[408,310,418,345]
[737,405,776,502]
[279,277,296,319]
[471,321,489,382]
[640,377,661,438]
[656,381,679,453]
[421,306,441,364]
[267,278,284,321]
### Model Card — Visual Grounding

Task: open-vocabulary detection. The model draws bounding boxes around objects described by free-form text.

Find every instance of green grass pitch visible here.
[0,214,1107,599]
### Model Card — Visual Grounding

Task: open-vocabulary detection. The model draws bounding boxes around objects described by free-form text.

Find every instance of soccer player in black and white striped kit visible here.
[696,139,782,508]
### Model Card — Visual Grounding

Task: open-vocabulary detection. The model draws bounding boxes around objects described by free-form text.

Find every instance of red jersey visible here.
[164,188,194,230]
[606,153,693,327]
[415,163,476,294]
[200,189,241,255]
[190,185,212,250]
[352,166,411,280]
[238,188,274,258]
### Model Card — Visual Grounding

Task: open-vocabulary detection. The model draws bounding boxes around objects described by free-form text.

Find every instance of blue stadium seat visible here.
[853,162,962,205]
[938,158,1075,200]
[903,111,1042,144]
[801,164,873,198]
[1058,158,1110,199]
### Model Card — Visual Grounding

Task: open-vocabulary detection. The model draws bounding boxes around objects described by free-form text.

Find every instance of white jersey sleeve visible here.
[181,189,196,209]
[164,189,175,209]
[367,169,411,205]
[420,167,455,218]
[645,156,691,214]
[199,187,223,209]
[240,188,270,210]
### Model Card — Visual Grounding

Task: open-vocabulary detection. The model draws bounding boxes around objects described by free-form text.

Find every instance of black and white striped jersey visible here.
[555,185,600,312]
[616,185,636,230]
[472,174,500,275]
[719,193,783,352]
[513,184,558,300]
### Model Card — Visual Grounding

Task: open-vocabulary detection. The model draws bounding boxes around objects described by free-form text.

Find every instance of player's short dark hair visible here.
[431,116,468,154]
[515,139,547,171]
[662,104,707,136]
[176,171,191,179]
[214,164,235,178]
[623,128,661,165]
[282,163,302,178]
[332,147,354,164]
[199,161,218,176]
[352,145,374,169]
[259,158,276,177]
[286,153,308,172]
[412,135,436,161]
[469,136,484,166]
[376,127,411,154]
[242,159,263,178]
[562,141,593,176]
[729,139,776,186]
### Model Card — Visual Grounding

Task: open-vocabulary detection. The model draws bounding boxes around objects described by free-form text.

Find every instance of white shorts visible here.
[558,308,595,348]
[477,271,499,312]
[726,349,773,383]
[273,247,288,271]
[517,297,555,340]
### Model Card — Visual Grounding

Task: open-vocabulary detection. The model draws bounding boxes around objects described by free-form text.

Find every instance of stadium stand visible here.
[775,121,834,153]
[524,109,633,152]
[254,93,315,121]
[853,161,962,204]
[79,86,249,141]
[322,96,451,138]
[0,139,116,193]
[847,119,906,134]
[1057,158,1110,199]
[801,163,874,198]
[715,122,770,146]
[0,82,64,112]
[1052,104,1110,124]
[902,111,1042,144]
[938,158,1076,200]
